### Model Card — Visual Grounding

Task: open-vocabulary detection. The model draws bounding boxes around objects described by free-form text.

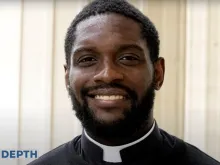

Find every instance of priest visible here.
[29,0,220,164]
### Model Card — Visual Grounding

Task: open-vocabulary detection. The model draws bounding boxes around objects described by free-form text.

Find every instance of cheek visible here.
[126,69,153,99]
[69,69,90,101]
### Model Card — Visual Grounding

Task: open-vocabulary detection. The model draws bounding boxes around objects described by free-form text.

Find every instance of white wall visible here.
[184,0,220,160]
[0,1,21,165]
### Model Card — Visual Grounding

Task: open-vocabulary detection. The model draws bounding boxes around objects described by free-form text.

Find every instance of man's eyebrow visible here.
[72,44,144,56]
[116,44,144,53]
[72,47,97,56]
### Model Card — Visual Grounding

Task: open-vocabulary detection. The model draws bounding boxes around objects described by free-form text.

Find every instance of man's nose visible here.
[93,63,124,83]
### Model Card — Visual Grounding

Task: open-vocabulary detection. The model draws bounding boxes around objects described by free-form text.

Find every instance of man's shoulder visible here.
[184,142,220,165]
[159,129,220,165]
[28,135,82,165]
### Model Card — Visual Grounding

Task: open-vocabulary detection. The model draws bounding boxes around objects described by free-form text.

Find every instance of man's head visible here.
[64,0,165,139]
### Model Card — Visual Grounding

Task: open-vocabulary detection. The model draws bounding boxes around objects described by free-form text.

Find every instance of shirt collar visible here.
[81,120,167,163]
[84,121,155,163]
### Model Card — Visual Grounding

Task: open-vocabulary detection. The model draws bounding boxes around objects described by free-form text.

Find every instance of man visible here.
[29,0,220,164]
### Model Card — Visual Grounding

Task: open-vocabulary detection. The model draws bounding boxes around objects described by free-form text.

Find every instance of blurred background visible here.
[0,0,220,164]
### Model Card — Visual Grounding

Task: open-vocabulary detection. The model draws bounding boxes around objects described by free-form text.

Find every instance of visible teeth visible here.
[95,95,124,100]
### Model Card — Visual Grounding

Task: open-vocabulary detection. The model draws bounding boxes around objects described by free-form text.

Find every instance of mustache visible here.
[80,82,138,100]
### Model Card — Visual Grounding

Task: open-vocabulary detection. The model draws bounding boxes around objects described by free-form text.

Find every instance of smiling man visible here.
[29,0,220,165]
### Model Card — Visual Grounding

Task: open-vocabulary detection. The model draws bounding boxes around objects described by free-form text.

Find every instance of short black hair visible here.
[65,0,160,67]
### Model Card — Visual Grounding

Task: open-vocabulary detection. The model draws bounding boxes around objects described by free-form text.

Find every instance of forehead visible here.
[74,13,143,46]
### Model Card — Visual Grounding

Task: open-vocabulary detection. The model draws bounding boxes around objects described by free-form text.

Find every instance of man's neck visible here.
[86,117,154,146]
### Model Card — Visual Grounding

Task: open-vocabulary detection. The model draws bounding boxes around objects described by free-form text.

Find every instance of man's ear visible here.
[64,64,69,89]
[153,57,165,90]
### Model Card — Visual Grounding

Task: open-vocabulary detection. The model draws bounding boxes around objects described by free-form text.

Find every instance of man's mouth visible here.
[85,88,130,109]
[87,88,129,100]
[94,95,125,100]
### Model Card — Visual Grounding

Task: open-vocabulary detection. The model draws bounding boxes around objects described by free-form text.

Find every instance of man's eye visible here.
[79,57,96,62]
[120,56,138,60]
[78,56,97,67]
[119,55,140,65]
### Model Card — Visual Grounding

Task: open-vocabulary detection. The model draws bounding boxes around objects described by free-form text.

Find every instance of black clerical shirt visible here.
[28,122,220,165]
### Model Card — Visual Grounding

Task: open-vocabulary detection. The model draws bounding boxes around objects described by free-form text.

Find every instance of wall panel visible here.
[146,0,186,138]
[0,1,22,165]
[19,1,54,164]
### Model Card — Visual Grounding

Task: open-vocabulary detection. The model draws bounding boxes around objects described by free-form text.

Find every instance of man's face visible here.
[65,14,164,138]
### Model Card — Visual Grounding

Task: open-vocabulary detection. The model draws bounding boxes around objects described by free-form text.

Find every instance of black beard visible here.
[68,82,155,139]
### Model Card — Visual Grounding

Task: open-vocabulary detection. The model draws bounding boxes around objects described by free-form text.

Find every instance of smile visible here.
[86,88,130,109]
[94,95,124,100]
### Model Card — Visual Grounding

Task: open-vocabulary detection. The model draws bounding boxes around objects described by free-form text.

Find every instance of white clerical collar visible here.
[84,121,155,163]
